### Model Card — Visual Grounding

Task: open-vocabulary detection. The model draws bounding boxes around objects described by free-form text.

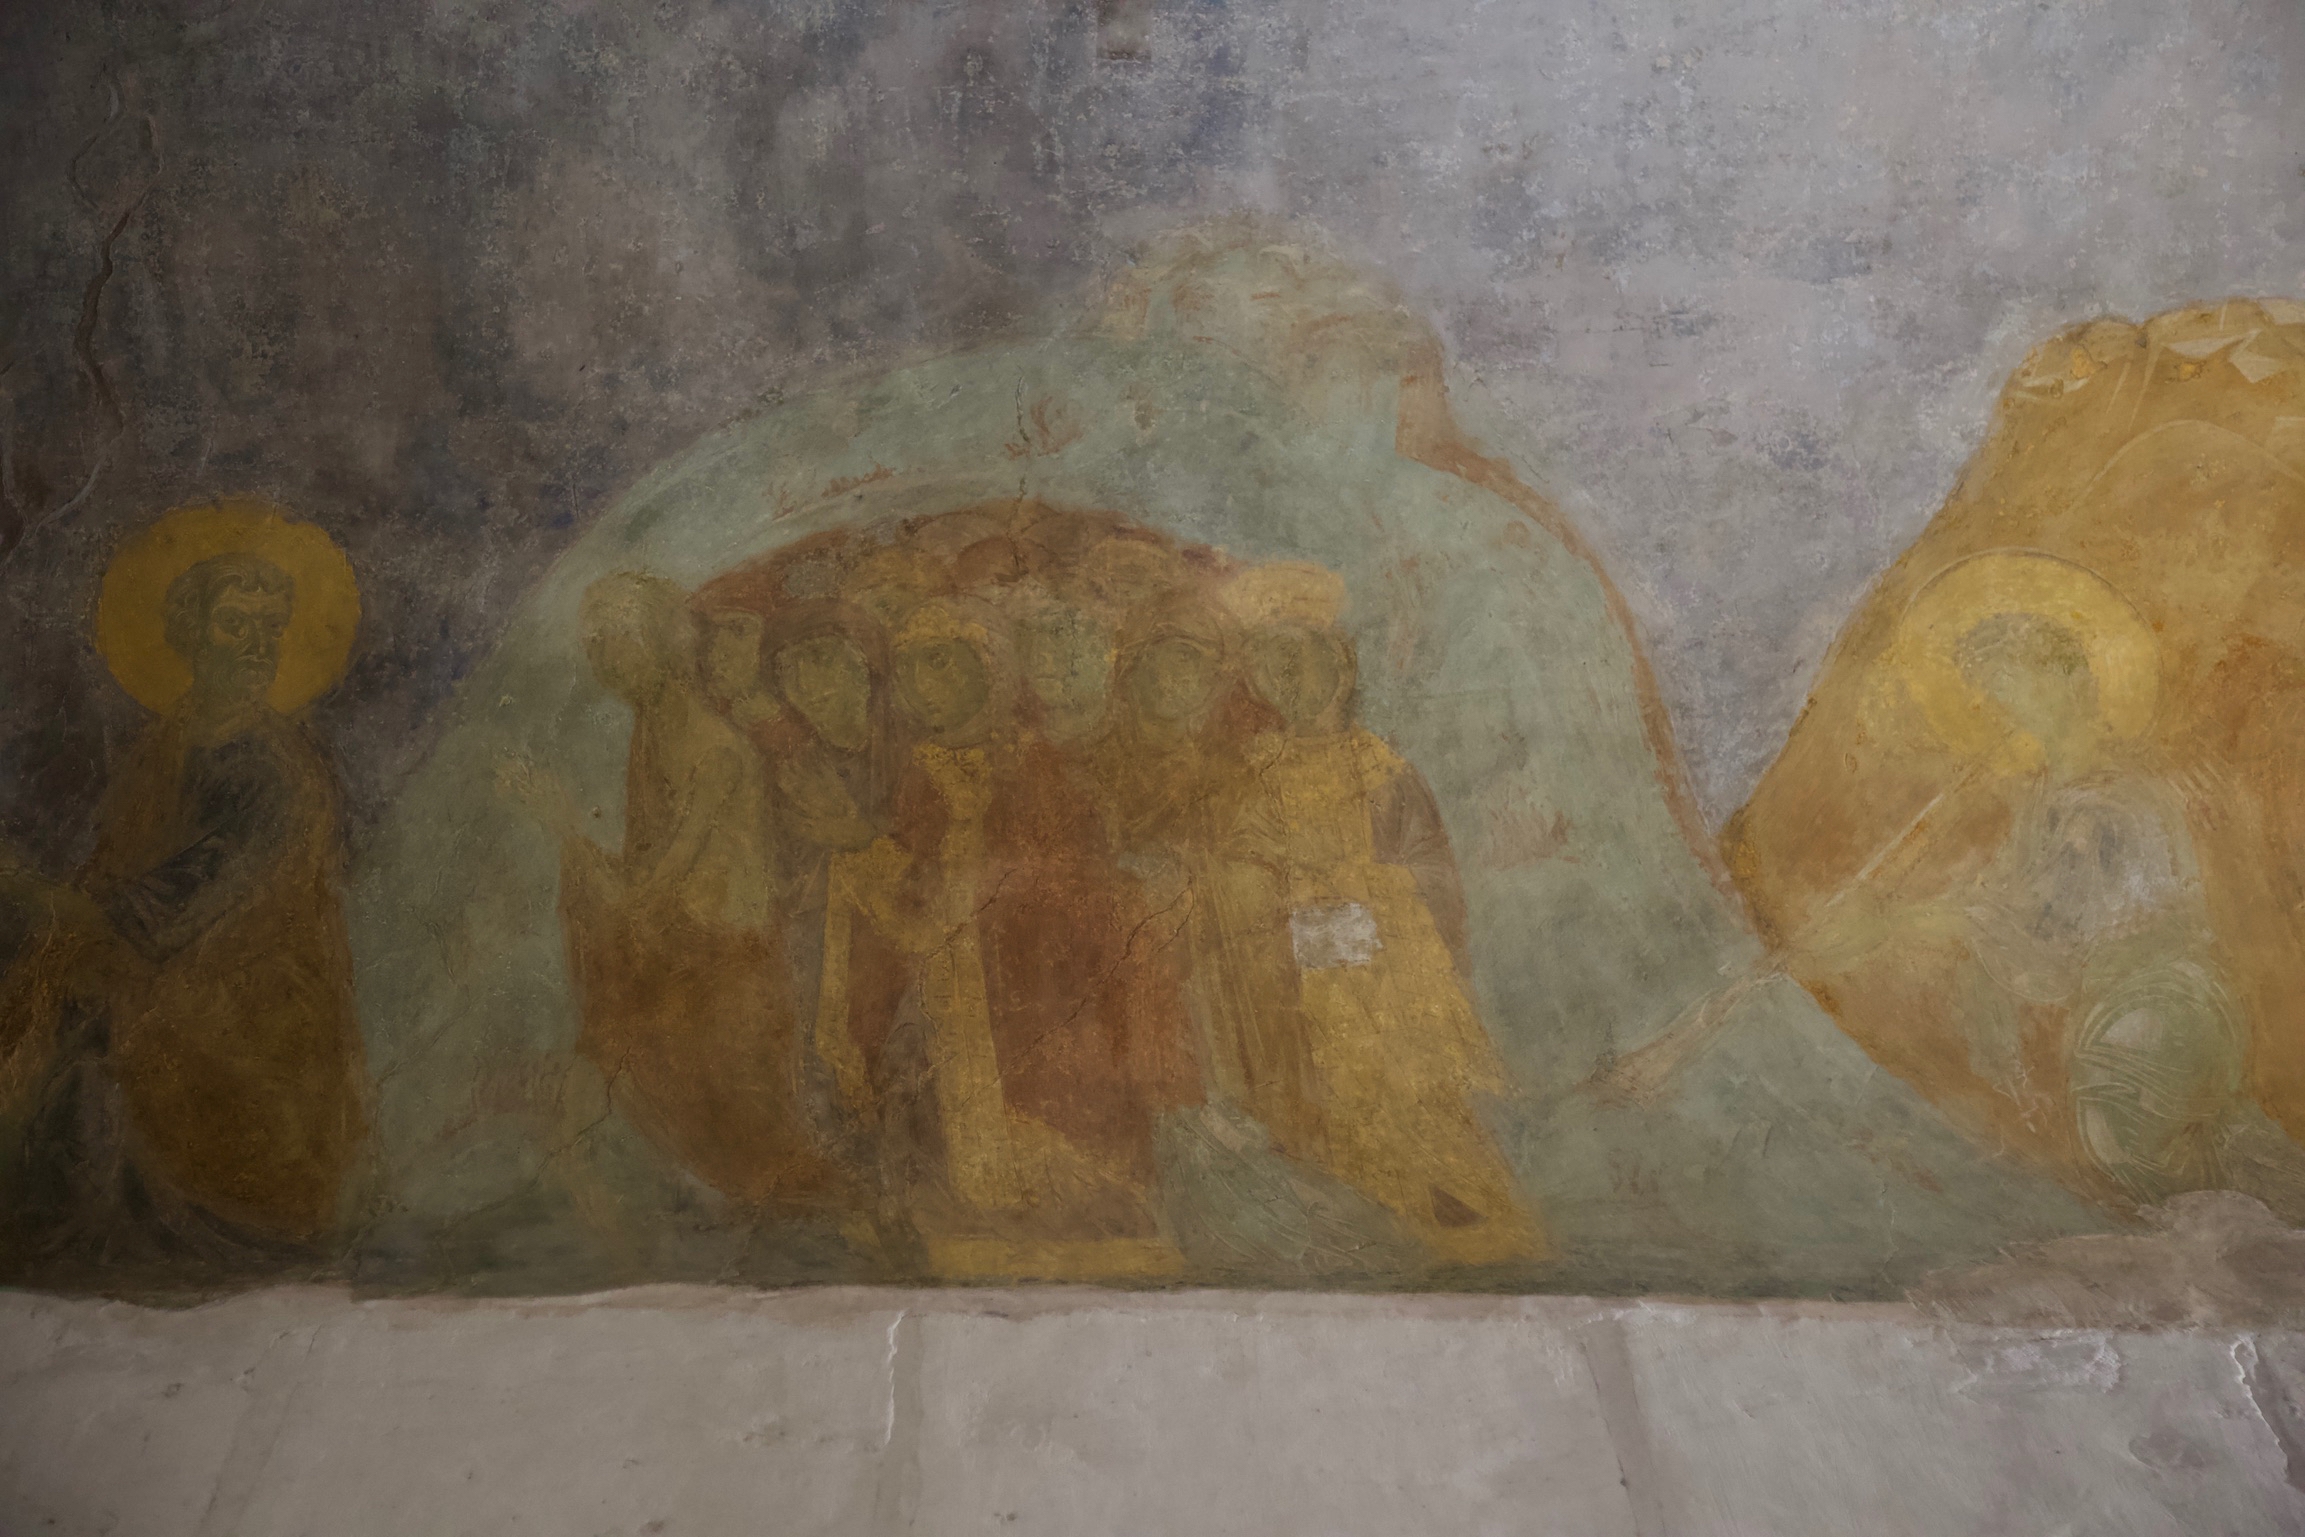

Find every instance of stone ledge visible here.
[5,1285,2303,1536]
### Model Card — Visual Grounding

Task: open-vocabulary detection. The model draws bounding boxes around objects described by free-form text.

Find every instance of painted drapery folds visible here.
[1723,299,2305,1229]
[1,502,369,1286]
[8,225,2305,1297]
[500,511,1544,1283]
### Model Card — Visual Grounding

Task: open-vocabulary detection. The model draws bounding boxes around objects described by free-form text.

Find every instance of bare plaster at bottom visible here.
[6,1285,2304,1537]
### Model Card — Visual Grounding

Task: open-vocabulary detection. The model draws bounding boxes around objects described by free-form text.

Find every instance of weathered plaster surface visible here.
[6,0,2304,1520]
[6,1285,2305,1536]
[4,0,2299,839]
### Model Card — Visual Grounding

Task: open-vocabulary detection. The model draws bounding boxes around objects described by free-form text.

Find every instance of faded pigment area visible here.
[2,0,2298,841]
[7,0,2305,1529]
[346,265,2106,1297]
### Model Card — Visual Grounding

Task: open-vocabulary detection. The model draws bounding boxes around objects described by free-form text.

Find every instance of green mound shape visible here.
[347,334,2107,1295]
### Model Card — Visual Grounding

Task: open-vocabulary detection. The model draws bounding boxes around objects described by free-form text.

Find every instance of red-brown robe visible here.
[747,712,908,1089]
[734,598,910,1093]
[978,735,1201,1184]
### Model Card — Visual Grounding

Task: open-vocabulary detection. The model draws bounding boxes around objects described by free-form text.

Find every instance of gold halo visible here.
[96,498,360,714]
[1893,549,2158,756]
[1218,561,1347,629]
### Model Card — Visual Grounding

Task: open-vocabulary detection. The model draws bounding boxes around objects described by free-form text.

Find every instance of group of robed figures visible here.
[501,501,1545,1280]
[9,302,2305,1291]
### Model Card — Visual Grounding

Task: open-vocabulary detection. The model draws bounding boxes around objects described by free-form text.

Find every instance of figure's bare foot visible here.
[1584,973,1766,1109]
[1586,1033,1698,1109]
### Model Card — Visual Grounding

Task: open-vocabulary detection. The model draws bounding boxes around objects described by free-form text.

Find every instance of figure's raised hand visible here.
[2169,757,2239,834]
[1585,1043,1680,1111]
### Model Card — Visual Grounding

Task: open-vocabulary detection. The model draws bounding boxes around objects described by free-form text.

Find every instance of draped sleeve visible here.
[1365,741,1472,976]
[96,734,298,963]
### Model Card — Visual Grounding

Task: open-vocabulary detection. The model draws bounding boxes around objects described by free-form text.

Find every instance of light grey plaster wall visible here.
[3,0,2297,838]
[1255,0,2305,818]
[6,1285,2305,1536]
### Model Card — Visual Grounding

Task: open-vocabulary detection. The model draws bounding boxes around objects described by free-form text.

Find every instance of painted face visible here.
[1957,614,2098,747]
[777,634,874,751]
[191,582,294,704]
[1247,624,1350,728]
[895,636,992,735]
[701,614,765,703]
[582,597,668,701]
[1020,607,1114,727]
[1128,635,1222,725]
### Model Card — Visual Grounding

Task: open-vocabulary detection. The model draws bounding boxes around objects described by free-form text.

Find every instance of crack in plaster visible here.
[1576,1312,1670,1537]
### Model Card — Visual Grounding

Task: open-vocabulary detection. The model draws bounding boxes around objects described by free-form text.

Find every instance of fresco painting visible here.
[5,231,2305,1298]
[1723,301,2305,1226]
[505,507,1547,1282]
[1,503,369,1281]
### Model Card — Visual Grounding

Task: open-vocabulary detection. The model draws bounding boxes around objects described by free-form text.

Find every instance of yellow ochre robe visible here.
[1226,727,1546,1267]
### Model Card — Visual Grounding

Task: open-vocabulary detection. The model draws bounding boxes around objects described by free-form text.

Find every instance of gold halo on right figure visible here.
[1892,548,2159,758]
